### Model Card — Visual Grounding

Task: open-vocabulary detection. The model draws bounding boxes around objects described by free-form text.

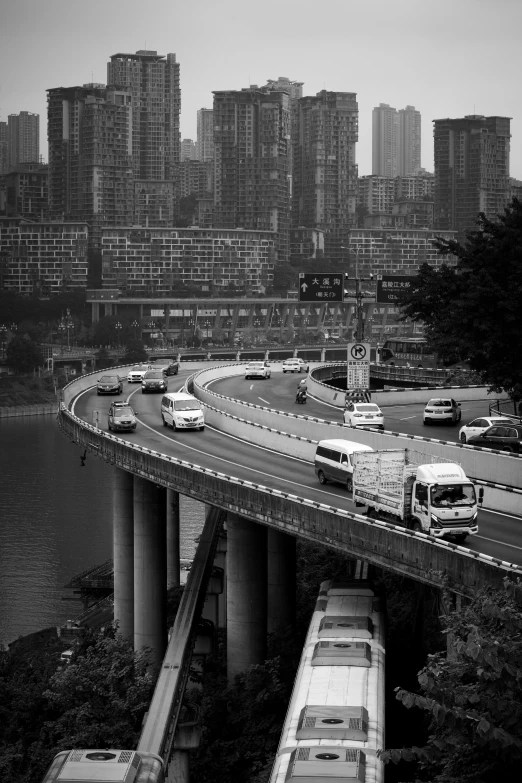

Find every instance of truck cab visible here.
[412,463,480,542]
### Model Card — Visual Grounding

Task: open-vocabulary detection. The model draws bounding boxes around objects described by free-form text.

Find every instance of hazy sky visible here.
[1,0,521,178]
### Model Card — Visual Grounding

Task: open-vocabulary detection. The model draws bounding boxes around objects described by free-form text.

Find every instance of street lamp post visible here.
[59,309,74,351]
[148,320,156,348]
[131,320,140,340]
[204,319,211,341]
[0,325,7,359]
[115,321,122,348]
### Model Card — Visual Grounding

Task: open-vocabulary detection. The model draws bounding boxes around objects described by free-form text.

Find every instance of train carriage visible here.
[270,572,385,783]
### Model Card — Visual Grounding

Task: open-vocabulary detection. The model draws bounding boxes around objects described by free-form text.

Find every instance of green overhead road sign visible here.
[298,272,344,302]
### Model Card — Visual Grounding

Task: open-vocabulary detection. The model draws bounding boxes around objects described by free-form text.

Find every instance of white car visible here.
[459,415,515,443]
[343,402,384,430]
[423,398,461,425]
[245,361,271,379]
[127,365,151,383]
[282,358,309,373]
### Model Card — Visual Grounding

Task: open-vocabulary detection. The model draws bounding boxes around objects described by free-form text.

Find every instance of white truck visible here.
[352,448,482,543]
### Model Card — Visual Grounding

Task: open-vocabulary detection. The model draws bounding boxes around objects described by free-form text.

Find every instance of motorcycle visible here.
[296,389,307,404]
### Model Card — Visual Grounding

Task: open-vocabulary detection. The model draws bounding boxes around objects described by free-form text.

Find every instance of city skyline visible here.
[1,0,521,178]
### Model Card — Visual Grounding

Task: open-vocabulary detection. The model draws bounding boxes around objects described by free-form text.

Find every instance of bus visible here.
[380,337,438,367]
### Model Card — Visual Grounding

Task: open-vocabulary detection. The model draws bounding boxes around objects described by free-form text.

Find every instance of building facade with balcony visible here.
[100,226,275,296]
[0,218,89,295]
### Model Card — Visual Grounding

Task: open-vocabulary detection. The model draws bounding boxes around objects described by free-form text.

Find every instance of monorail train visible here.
[41,749,164,783]
[269,569,385,783]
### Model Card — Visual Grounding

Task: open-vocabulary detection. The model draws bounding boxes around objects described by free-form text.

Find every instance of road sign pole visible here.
[355,276,363,341]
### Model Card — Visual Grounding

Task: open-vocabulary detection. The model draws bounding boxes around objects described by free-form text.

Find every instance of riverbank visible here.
[0,375,60,416]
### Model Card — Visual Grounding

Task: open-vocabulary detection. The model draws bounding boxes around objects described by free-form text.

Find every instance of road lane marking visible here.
[474,534,522,553]
[258,397,270,405]
[400,415,417,420]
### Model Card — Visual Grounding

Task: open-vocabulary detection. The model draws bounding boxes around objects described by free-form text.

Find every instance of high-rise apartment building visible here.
[0,122,8,175]
[373,104,421,177]
[398,106,421,175]
[213,86,291,261]
[107,50,180,181]
[358,175,396,216]
[7,111,39,168]
[372,103,399,177]
[260,77,303,199]
[294,91,359,259]
[47,84,134,242]
[181,138,198,161]
[196,109,214,162]
[4,163,48,221]
[433,115,511,236]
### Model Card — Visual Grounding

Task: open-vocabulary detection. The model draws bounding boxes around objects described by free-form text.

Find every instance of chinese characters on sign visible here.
[347,361,370,389]
[298,272,344,302]
[376,275,416,304]
[346,343,370,390]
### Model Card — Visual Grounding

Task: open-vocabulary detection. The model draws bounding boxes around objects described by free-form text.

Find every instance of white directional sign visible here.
[347,361,370,389]
[346,342,371,390]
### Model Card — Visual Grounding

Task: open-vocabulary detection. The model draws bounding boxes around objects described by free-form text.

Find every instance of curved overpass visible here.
[59,363,522,594]
[57,362,522,766]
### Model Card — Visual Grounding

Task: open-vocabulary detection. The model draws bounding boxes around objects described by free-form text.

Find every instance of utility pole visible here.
[341,245,374,342]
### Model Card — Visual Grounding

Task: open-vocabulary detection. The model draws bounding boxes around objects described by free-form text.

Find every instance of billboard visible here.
[376,275,416,304]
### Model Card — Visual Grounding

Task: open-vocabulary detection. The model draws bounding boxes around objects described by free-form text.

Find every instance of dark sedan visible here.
[96,374,123,395]
[467,423,522,453]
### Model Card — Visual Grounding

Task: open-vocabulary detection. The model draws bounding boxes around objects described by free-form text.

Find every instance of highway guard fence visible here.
[193,364,522,499]
[57,403,522,596]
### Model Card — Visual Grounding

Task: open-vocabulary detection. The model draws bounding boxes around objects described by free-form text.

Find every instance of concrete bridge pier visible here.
[133,477,167,668]
[166,489,180,589]
[113,467,135,639]
[267,529,296,633]
[226,513,267,681]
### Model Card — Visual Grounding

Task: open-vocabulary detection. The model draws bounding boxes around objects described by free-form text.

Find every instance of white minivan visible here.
[314,439,373,491]
[161,392,205,431]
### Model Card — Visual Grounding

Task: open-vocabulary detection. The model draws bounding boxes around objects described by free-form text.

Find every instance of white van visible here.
[161,392,205,431]
[314,439,373,491]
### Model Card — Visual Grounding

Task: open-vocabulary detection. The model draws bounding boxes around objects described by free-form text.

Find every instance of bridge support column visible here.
[168,752,189,783]
[166,489,180,589]
[133,478,167,667]
[226,513,267,681]
[113,467,134,639]
[215,528,228,628]
[267,529,296,633]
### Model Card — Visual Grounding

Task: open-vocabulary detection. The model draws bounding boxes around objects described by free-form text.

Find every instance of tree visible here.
[380,579,522,782]
[43,627,154,751]
[399,198,522,398]
[6,335,44,373]
[271,263,298,294]
[95,347,111,369]
[123,339,148,364]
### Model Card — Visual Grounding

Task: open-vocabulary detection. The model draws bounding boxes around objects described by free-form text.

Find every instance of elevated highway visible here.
[57,361,522,774]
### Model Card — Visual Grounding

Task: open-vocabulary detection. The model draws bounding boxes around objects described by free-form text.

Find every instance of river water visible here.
[0,415,205,648]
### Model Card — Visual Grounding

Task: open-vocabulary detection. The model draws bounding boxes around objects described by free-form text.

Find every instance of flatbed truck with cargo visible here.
[352,448,482,543]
